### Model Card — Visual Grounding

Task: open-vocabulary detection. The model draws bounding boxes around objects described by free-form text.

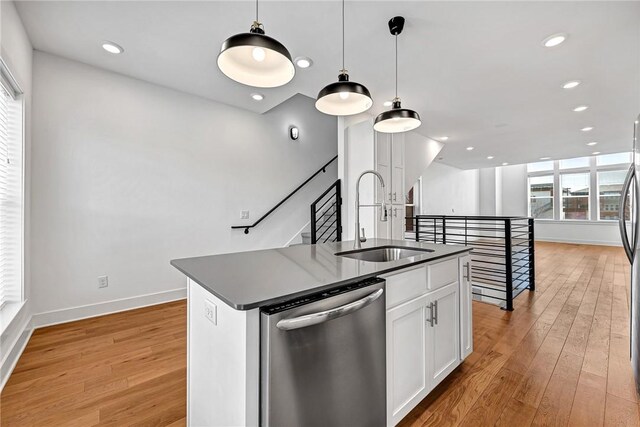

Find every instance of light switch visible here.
[205,299,217,325]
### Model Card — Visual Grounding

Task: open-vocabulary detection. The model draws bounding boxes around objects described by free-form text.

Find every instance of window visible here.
[559,157,590,169]
[598,170,630,220]
[561,173,590,220]
[0,62,24,310]
[597,152,632,166]
[529,175,554,219]
[527,152,631,221]
[527,161,553,173]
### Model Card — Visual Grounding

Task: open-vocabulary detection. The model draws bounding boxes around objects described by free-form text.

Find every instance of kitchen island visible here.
[171,239,473,427]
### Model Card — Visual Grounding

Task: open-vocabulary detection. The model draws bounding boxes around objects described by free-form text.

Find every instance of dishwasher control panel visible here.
[261,277,385,315]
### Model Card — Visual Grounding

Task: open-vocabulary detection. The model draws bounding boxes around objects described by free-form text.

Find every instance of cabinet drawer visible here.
[427,258,459,291]
[383,265,428,309]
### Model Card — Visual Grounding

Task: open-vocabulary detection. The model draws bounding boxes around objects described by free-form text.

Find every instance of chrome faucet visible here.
[354,170,388,249]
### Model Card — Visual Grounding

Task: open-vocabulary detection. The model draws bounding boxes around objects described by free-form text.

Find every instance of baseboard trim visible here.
[284,220,311,247]
[32,287,187,329]
[0,317,33,391]
[535,237,622,247]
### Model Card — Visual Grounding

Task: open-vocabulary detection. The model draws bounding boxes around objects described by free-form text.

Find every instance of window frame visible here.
[0,57,25,313]
[527,154,631,222]
[527,175,554,220]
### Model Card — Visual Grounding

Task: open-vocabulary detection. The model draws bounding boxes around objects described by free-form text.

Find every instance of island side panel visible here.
[188,279,260,426]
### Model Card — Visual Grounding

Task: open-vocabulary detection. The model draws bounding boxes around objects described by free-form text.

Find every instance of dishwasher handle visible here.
[276,288,384,331]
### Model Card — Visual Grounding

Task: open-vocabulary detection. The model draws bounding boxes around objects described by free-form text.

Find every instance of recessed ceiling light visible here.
[573,105,589,112]
[502,162,509,166]
[102,41,124,54]
[540,157,551,160]
[251,93,264,101]
[587,141,598,146]
[466,146,474,151]
[439,136,449,141]
[542,33,567,48]
[294,56,313,69]
[592,151,601,155]
[581,126,594,132]
[487,156,494,160]
[562,80,581,89]
[383,101,393,107]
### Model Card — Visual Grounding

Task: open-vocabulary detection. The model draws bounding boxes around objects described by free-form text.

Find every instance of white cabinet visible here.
[376,132,405,240]
[459,256,473,359]
[426,283,460,385]
[385,255,471,426]
[386,296,429,426]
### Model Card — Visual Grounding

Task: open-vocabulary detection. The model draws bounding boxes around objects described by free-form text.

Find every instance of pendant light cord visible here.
[395,34,398,98]
[342,0,345,71]
[256,0,259,22]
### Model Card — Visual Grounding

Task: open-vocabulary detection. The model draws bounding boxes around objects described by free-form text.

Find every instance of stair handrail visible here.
[231,155,338,234]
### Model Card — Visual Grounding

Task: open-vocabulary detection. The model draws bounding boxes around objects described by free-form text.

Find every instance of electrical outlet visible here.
[98,275,108,289]
[241,210,250,220]
[204,299,217,325]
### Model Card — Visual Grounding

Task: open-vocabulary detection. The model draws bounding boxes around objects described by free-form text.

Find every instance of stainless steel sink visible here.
[335,246,434,262]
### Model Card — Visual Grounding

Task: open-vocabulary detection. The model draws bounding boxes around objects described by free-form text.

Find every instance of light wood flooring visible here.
[1,242,639,426]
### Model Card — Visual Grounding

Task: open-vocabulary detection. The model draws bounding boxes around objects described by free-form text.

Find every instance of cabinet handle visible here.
[433,300,438,325]
[393,192,397,202]
[464,261,471,281]
[426,303,434,327]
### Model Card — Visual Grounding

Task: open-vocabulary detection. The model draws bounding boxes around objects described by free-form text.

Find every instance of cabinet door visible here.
[391,134,405,168]
[387,296,429,426]
[459,256,473,359]
[376,132,391,167]
[376,163,391,205]
[375,132,391,205]
[392,166,404,205]
[426,282,460,386]
[391,206,405,240]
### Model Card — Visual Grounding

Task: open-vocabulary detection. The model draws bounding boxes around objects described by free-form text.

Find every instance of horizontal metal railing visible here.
[310,179,342,244]
[412,215,535,311]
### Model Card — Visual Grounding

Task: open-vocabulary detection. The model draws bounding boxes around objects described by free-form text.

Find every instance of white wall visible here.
[500,164,528,216]
[404,133,443,192]
[479,168,497,216]
[0,0,33,388]
[30,52,337,322]
[421,162,479,215]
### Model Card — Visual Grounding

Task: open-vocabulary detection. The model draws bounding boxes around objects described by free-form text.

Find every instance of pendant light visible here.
[374,17,421,133]
[217,0,295,88]
[315,0,373,116]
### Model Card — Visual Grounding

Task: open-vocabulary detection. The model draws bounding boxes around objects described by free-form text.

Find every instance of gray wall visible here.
[30,51,337,317]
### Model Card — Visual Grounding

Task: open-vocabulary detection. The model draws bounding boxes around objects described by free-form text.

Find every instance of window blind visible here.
[0,79,23,309]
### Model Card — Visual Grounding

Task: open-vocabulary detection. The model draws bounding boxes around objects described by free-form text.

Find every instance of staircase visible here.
[291,179,342,246]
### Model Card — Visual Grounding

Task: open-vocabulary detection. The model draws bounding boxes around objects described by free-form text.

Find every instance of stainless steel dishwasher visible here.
[260,277,386,427]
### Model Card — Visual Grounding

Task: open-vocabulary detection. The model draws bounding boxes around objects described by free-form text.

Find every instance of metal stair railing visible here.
[231,155,338,234]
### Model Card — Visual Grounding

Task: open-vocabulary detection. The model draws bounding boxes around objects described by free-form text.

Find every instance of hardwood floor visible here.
[1,242,639,426]
[400,242,640,427]
[0,300,187,426]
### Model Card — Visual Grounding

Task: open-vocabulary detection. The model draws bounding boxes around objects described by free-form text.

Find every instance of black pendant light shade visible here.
[316,71,373,116]
[315,0,373,116]
[217,16,295,88]
[374,16,422,133]
[374,99,421,133]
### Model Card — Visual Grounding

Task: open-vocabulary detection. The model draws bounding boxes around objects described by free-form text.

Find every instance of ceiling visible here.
[14,1,640,170]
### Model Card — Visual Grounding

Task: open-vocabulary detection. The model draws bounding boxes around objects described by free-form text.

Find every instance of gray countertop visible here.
[170,239,471,310]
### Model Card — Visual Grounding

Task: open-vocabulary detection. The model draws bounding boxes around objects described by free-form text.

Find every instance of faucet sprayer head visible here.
[380,198,388,222]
